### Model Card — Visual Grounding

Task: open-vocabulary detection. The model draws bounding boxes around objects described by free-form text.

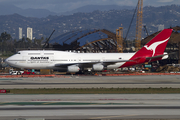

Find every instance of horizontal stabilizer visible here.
[146,54,168,60]
[146,52,176,60]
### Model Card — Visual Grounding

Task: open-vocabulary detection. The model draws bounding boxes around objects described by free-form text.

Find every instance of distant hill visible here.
[60,5,134,15]
[0,4,134,17]
[0,5,180,40]
[0,3,21,15]
[0,3,57,18]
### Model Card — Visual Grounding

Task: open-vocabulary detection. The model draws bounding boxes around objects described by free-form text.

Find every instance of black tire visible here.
[17,72,21,75]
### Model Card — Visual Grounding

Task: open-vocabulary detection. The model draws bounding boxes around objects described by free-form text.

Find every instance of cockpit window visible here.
[17,52,20,54]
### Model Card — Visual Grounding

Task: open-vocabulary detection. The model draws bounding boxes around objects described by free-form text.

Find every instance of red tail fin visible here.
[120,29,173,67]
[135,29,172,58]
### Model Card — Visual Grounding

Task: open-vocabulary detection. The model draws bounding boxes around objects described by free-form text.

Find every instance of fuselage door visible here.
[78,57,81,63]
[101,57,105,62]
[22,56,28,64]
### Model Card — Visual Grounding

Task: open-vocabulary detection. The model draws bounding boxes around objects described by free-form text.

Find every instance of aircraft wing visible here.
[54,59,131,68]
[55,52,175,68]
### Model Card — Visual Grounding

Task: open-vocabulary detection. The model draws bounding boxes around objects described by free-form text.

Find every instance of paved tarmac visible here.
[0,94,180,119]
[0,75,180,119]
[0,75,180,88]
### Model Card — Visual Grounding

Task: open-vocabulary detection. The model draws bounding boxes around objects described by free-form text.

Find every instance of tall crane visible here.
[135,0,143,51]
[116,27,123,53]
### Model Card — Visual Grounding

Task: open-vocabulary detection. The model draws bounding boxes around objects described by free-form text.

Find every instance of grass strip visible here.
[3,88,180,94]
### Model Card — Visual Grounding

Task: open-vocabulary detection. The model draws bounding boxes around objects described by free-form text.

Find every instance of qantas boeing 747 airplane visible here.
[5,29,173,73]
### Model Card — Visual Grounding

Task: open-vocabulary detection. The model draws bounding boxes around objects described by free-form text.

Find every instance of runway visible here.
[0,94,180,119]
[1,106,180,110]
[0,75,180,119]
[0,75,180,88]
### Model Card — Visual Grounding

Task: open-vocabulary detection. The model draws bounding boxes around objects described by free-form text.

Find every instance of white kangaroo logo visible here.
[144,37,169,57]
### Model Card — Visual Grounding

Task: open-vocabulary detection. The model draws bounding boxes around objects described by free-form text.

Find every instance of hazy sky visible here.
[0,0,179,13]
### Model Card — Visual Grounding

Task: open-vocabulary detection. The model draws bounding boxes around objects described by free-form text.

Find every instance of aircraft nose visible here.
[5,57,13,65]
[5,58,10,64]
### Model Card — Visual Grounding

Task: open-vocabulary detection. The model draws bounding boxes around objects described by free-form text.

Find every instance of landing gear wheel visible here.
[84,71,95,75]
[17,72,21,75]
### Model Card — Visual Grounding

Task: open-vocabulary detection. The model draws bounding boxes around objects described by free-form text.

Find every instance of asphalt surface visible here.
[0,75,180,119]
[0,94,180,119]
[0,75,180,88]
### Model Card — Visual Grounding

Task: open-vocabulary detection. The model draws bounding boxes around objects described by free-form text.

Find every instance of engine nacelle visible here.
[93,64,104,71]
[67,65,80,72]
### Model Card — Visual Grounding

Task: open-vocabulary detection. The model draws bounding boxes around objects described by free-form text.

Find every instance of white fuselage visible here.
[5,29,172,72]
[6,50,135,70]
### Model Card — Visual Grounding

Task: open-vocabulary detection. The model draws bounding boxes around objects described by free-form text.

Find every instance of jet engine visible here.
[67,65,80,72]
[93,64,104,71]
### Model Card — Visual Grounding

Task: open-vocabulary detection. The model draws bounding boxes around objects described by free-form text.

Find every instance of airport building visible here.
[48,29,119,53]
[19,27,22,40]
[27,27,33,40]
